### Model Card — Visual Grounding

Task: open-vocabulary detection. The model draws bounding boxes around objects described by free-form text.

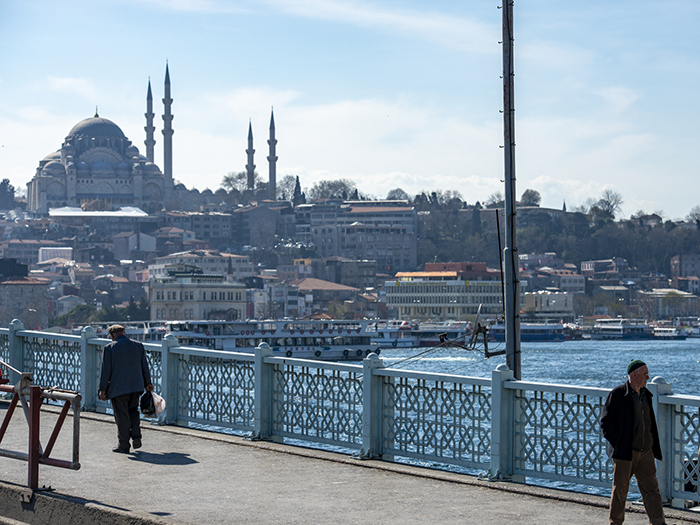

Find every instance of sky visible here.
[1,0,699,220]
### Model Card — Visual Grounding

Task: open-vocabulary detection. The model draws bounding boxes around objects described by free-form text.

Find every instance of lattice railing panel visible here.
[670,404,700,501]
[512,388,612,486]
[22,336,81,392]
[271,363,363,448]
[178,355,255,431]
[383,377,491,469]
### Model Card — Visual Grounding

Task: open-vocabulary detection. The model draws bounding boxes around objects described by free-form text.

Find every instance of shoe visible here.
[112,446,130,454]
[133,439,142,449]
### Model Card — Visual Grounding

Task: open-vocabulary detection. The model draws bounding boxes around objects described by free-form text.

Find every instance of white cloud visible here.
[45,77,97,100]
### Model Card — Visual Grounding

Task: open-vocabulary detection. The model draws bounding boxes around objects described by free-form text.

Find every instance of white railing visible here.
[3,319,700,506]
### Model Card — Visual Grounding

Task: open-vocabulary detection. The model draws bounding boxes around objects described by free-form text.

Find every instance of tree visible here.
[306,179,357,202]
[597,189,623,218]
[687,205,700,224]
[277,175,297,201]
[485,191,504,209]
[520,189,541,207]
[386,188,410,201]
[221,171,260,192]
[292,176,305,206]
[0,179,15,210]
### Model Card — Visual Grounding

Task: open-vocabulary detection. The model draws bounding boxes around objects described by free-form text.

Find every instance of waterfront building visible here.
[149,265,246,321]
[522,291,574,322]
[385,265,506,321]
[671,253,700,279]
[148,250,253,284]
[637,288,699,319]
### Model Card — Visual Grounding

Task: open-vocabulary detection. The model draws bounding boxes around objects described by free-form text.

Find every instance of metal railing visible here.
[4,319,700,507]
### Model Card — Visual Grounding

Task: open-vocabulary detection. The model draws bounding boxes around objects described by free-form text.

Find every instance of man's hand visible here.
[146,384,154,392]
[99,390,107,401]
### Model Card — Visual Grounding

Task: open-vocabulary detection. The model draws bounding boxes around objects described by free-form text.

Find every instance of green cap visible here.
[627,359,646,375]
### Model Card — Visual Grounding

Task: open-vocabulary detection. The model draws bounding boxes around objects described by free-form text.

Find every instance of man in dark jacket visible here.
[600,359,666,525]
[98,324,153,453]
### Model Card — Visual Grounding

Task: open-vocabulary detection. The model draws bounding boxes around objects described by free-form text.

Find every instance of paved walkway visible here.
[0,405,698,524]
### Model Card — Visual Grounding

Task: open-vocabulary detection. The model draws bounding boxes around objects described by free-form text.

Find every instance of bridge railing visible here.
[5,320,700,507]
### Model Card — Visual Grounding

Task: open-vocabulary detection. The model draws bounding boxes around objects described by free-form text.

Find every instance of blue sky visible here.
[1,0,698,219]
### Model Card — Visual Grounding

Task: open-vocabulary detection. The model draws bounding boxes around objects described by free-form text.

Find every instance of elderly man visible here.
[98,324,153,453]
[600,359,666,525]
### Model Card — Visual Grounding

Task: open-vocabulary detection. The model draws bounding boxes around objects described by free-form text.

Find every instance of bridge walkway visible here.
[0,406,698,524]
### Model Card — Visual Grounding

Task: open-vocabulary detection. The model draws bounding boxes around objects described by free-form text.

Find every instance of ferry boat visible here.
[651,326,688,340]
[489,320,566,342]
[74,321,168,342]
[367,320,418,349]
[164,319,378,361]
[589,318,652,340]
[413,320,471,347]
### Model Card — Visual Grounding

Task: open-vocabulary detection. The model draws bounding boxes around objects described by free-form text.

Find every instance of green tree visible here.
[520,189,541,207]
[306,179,356,202]
[0,179,15,209]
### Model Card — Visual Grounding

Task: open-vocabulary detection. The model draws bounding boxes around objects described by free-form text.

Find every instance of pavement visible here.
[0,404,698,524]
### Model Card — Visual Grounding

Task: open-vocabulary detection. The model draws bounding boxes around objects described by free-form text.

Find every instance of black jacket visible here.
[98,335,152,400]
[600,381,662,461]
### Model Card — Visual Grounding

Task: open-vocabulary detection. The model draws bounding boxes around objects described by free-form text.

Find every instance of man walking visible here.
[600,359,666,525]
[99,324,153,453]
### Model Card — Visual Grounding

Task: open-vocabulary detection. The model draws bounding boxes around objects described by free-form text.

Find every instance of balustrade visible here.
[2,319,700,508]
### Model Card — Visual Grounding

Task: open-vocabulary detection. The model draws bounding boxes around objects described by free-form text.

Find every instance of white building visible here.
[149,250,254,283]
[385,271,506,321]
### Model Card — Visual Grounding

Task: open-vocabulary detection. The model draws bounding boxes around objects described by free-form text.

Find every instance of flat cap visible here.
[108,324,125,335]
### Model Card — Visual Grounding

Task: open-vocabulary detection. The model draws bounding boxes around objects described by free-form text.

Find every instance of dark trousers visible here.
[610,448,665,525]
[111,392,142,448]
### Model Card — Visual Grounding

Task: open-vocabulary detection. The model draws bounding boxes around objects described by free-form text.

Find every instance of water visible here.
[379,338,700,396]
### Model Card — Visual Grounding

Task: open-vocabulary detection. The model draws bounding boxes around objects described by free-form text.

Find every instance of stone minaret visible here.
[267,108,277,200]
[144,79,155,162]
[246,120,255,190]
[162,63,174,189]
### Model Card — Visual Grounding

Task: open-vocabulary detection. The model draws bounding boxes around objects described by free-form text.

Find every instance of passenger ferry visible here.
[489,320,566,342]
[74,321,168,342]
[165,319,378,361]
[367,320,418,349]
[589,318,652,340]
[651,326,688,340]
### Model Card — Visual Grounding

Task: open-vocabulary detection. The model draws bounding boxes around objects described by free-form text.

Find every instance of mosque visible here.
[27,65,277,215]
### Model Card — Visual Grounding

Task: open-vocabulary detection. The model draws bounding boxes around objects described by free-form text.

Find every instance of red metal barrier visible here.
[0,371,81,490]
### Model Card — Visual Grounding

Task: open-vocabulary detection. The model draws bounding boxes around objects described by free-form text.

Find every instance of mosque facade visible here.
[27,64,278,216]
[28,67,176,215]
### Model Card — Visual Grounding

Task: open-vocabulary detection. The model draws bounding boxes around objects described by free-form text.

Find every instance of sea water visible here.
[380,338,700,396]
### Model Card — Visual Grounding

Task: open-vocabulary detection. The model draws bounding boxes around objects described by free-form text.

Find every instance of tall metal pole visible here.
[502,0,521,379]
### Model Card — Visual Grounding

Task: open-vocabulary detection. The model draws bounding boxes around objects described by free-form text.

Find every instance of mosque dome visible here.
[42,160,66,176]
[116,162,130,176]
[202,189,213,195]
[143,162,161,174]
[91,161,114,177]
[125,145,139,158]
[215,188,227,195]
[42,151,61,162]
[175,183,187,190]
[67,117,126,139]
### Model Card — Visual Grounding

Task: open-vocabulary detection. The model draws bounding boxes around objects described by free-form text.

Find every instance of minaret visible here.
[144,79,155,162]
[162,63,174,189]
[267,108,278,200]
[246,120,255,190]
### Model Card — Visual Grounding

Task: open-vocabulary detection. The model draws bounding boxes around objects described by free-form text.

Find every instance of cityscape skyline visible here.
[1,1,699,220]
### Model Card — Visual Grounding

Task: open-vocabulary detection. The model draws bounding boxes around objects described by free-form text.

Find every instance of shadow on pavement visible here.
[127,451,198,466]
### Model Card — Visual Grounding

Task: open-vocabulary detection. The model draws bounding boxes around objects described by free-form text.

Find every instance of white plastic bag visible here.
[151,391,166,416]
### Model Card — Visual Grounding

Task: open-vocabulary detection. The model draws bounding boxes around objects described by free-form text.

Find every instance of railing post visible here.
[80,327,97,411]
[252,342,274,441]
[160,334,179,425]
[28,385,41,490]
[8,319,24,384]
[489,363,517,481]
[648,376,675,506]
[359,352,385,459]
